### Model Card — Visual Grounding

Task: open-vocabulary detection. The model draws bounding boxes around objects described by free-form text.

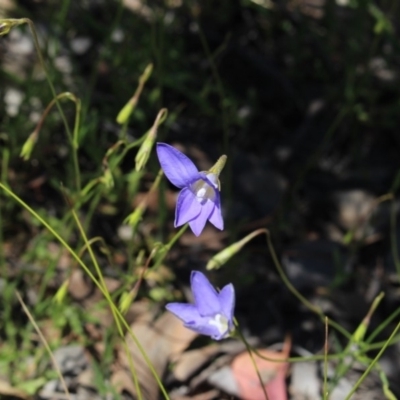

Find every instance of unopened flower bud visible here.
[124,202,146,230]
[135,108,167,171]
[20,131,38,161]
[53,279,69,304]
[0,19,23,36]
[116,63,153,124]
[119,290,136,314]
[100,167,114,189]
[207,229,266,270]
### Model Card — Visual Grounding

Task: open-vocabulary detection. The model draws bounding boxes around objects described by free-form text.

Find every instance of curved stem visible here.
[264,229,352,339]
[1,19,83,192]
[23,19,80,188]
[166,223,188,250]
[153,224,189,269]
[234,320,270,400]
[28,92,82,190]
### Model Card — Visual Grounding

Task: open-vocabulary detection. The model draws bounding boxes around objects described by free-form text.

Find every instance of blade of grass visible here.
[15,291,71,400]
[0,182,171,400]
[344,321,400,400]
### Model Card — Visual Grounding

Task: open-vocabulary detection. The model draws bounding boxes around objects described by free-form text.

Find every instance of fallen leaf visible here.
[231,336,291,400]
[116,310,198,399]
[173,339,255,382]
[170,389,220,400]
[172,345,221,381]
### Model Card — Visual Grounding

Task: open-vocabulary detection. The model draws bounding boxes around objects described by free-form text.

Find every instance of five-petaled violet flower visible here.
[166,271,235,340]
[156,143,226,236]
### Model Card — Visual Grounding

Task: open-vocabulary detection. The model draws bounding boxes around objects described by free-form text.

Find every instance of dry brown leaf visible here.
[170,389,220,400]
[231,336,291,400]
[68,269,93,300]
[117,311,197,399]
[77,368,95,388]
[38,318,62,345]
[172,345,221,381]
[110,369,138,397]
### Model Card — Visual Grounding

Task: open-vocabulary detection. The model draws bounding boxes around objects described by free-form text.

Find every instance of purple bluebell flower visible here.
[166,271,235,340]
[156,143,226,236]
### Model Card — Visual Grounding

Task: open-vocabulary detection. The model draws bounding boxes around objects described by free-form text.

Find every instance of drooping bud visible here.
[124,169,163,230]
[135,108,167,171]
[116,63,153,124]
[119,290,137,314]
[100,167,114,189]
[20,131,38,161]
[124,202,146,229]
[353,292,384,344]
[0,19,24,36]
[207,229,266,270]
[0,20,13,36]
[53,279,70,304]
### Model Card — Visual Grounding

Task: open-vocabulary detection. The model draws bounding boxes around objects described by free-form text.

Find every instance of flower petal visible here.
[184,318,224,339]
[218,283,235,330]
[175,188,202,227]
[191,271,220,316]
[188,199,215,236]
[166,302,223,339]
[208,196,223,230]
[165,302,200,324]
[156,143,199,188]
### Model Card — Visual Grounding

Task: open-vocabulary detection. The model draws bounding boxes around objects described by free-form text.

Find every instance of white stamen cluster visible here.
[208,313,229,337]
[191,173,219,204]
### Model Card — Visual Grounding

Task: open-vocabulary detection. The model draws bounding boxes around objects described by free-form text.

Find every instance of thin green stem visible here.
[390,198,400,278]
[21,19,82,190]
[197,25,230,156]
[366,303,400,345]
[72,97,82,190]
[23,19,72,138]
[27,92,82,190]
[0,148,9,274]
[344,322,400,400]
[292,106,348,194]
[264,229,352,340]
[153,224,189,269]
[82,0,124,109]
[82,189,103,234]
[362,335,400,351]
[166,223,188,250]
[0,182,171,400]
[0,197,4,276]
[151,11,164,108]
[196,25,233,214]
[70,204,143,400]
[234,321,270,400]
[323,317,329,400]
[16,291,72,399]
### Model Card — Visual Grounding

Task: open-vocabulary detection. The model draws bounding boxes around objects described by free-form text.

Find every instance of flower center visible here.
[191,173,219,204]
[208,313,229,337]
